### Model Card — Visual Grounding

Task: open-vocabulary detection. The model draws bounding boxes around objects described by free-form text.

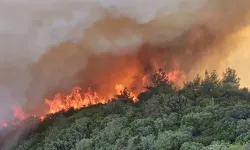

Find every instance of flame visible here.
[2,122,8,128]
[115,84,139,102]
[45,87,105,114]
[1,69,180,125]
[167,70,180,82]
[12,106,25,120]
[40,116,45,121]
[45,83,140,114]
[44,69,179,115]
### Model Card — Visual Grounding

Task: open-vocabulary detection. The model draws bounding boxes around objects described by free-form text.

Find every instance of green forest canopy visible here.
[6,68,250,150]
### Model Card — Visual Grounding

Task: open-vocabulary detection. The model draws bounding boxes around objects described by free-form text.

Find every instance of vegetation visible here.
[7,68,250,150]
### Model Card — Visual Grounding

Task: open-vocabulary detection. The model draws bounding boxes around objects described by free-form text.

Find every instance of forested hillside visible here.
[9,68,250,150]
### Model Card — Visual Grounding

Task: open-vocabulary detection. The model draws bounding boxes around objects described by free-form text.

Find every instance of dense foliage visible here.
[7,68,250,150]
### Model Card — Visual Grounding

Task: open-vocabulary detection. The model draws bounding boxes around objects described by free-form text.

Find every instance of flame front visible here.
[1,69,180,126]
[45,87,105,114]
[45,83,140,114]
[44,70,179,115]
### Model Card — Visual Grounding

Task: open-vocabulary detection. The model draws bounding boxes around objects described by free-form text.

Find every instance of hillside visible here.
[4,68,250,150]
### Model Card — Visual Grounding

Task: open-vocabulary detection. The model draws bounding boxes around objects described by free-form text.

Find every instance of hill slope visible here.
[5,68,250,150]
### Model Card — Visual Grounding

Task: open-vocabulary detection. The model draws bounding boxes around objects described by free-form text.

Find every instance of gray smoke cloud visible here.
[0,0,250,122]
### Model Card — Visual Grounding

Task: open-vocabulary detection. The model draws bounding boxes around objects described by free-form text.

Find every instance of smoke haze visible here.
[0,0,250,121]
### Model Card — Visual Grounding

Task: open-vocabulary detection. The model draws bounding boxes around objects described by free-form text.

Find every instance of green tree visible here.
[222,68,240,89]
[180,142,204,150]
[201,141,229,150]
[154,130,192,150]
[181,112,213,135]
[130,118,155,136]
[75,138,93,150]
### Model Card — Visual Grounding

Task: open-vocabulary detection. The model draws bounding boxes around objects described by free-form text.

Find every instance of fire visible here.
[115,84,139,102]
[45,87,104,114]
[167,70,180,82]
[44,69,179,115]
[2,122,8,128]
[12,106,25,120]
[1,69,180,126]
[45,83,140,114]
[40,116,45,121]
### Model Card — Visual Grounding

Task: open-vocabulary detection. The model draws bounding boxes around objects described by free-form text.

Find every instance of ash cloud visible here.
[0,0,250,118]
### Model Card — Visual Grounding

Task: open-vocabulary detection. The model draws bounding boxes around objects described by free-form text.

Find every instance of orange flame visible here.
[44,83,140,114]
[45,87,105,114]
[44,70,179,115]
[167,70,180,82]
[1,69,180,125]
[115,84,139,102]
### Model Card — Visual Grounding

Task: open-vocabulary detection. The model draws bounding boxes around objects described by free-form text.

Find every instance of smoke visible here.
[0,0,250,120]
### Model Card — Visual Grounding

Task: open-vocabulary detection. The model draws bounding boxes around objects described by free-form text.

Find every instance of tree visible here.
[146,69,174,95]
[75,138,93,150]
[222,68,240,89]
[201,141,229,150]
[181,112,213,136]
[142,94,172,118]
[130,118,156,137]
[43,117,91,150]
[141,134,155,150]
[236,119,250,137]
[180,142,203,150]
[154,130,192,150]
[8,68,250,150]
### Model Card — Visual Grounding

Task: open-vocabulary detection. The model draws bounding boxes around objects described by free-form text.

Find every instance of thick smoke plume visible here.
[0,0,250,122]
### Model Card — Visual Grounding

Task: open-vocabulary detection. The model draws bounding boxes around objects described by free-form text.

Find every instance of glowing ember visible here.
[2,122,8,128]
[40,116,45,121]
[12,106,25,120]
